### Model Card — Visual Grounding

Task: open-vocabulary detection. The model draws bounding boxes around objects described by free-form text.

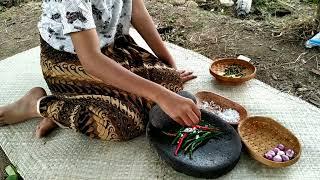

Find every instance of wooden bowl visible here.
[210,58,256,84]
[238,116,301,168]
[195,91,248,127]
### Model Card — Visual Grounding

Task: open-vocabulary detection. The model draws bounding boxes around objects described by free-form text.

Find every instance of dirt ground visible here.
[0,0,319,178]
[145,0,320,107]
[0,2,41,60]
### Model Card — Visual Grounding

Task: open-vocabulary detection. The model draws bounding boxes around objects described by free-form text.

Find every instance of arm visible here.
[71,29,163,102]
[70,29,200,126]
[131,0,196,82]
[131,0,176,68]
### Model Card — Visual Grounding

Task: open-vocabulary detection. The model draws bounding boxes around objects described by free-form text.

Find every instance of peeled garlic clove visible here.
[273,147,280,154]
[273,155,282,162]
[281,155,290,162]
[277,150,285,156]
[277,144,285,151]
[286,149,295,158]
[267,150,276,157]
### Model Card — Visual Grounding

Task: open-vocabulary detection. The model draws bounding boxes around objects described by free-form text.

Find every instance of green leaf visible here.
[5,165,17,176]
[6,175,18,180]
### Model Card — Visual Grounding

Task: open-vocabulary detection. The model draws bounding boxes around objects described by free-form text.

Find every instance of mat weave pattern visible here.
[0,31,320,179]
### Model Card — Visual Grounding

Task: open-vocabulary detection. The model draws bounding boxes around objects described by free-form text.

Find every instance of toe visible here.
[0,118,8,126]
[0,108,4,118]
[0,110,6,126]
[29,87,47,97]
[36,130,42,139]
[36,118,58,138]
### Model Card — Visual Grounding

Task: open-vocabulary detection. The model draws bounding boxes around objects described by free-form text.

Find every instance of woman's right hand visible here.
[155,90,201,126]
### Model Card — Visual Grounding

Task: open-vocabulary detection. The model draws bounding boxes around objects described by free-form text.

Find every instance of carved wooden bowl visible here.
[195,91,248,127]
[210,58,256,84]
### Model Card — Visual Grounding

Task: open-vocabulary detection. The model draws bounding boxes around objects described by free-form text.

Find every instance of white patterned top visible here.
[38,0,132,53]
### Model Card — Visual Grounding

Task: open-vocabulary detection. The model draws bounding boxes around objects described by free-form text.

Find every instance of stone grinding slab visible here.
[147,109,242,178]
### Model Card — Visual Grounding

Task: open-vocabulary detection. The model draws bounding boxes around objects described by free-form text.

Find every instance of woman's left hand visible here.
[177,70,197,83]
[164,59,196,83]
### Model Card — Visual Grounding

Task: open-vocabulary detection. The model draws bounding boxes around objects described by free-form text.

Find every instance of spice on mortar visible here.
[199,101,240,123]
[222,64,246,78]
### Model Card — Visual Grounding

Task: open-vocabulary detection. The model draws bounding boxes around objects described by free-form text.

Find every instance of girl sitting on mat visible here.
[0,0,200,140]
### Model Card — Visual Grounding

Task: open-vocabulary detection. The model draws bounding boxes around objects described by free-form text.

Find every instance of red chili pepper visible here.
[174,133,188,156]
[193,125,218,131]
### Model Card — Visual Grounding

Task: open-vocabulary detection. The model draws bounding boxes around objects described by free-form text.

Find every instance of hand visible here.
[155,90,201,126]
[177,70,197,83]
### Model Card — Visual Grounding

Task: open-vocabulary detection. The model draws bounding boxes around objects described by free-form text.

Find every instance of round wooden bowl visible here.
[238,116,301,168]
[210,58,256,84]
[195,91,248,127]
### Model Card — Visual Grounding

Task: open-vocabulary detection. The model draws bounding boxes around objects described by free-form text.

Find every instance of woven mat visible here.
[1,30,320,179]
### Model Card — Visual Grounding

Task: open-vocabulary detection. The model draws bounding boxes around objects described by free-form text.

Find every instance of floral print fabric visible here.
[38,0,132,53]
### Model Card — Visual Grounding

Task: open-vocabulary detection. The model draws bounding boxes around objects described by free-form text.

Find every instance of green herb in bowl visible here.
[223,64,246,78]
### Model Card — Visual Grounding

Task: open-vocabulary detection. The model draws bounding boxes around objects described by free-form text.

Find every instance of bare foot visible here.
[0,87,46,126]
[36,118,58,138]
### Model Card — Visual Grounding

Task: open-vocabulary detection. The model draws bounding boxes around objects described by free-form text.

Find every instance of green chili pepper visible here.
[183,131,205,152]
[188,132,224,159]
[181,131,197,147]
[182,138,196,153]
[185,132,213,154]
[189,141,202,159]
[171,127,184,144]
[171,132,182,145]
[184,139,197,153]
[189,136,212,156]
[182,137,196,149]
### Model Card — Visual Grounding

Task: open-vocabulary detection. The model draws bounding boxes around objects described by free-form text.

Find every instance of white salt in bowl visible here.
[195,91,248,127]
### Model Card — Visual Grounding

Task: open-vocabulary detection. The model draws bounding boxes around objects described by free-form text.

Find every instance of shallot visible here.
[277,144,285,151]
[267,150,276,157]
[264,144,295,162]
[264,153,273,160]
[277,151,285,156]
[273,155,282,162]
[273,147,280,154]
[281,155,290,162]
[286,149,295,159]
